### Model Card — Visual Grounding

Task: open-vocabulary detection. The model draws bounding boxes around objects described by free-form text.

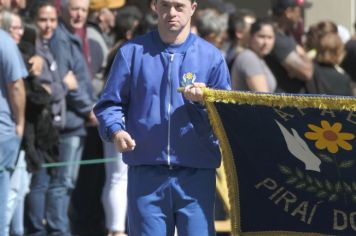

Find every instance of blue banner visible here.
[204,89,356,236]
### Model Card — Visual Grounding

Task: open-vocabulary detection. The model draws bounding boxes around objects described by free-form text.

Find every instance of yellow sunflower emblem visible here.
[185,72,194,79]
[304,120,355,154]
[181,72,196,87]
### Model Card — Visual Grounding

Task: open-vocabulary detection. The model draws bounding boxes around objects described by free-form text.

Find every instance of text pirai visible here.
[255,177,356,232]
[255,178,320,225]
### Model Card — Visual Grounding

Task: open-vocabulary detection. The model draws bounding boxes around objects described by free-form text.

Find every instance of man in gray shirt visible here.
[0,28,27,236]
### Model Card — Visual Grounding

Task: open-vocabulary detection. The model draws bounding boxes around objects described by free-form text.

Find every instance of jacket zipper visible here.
[167,53,174,168]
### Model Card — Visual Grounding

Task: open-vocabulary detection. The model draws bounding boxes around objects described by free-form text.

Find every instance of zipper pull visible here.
[170,53,174,62]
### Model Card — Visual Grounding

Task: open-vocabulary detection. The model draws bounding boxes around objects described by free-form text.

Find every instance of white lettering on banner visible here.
[273,109,295,122]
[297,108,306,116]
[321,110,336,118]
[255,178,320,225]
[333,209,356,231]
[347,112,356,125]
[255,178,356,231]
[274,108,356,126]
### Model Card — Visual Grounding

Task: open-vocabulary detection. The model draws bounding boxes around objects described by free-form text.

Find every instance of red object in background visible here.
[296,0,305,6]
[75,28,93,79]
[54,0,61,14]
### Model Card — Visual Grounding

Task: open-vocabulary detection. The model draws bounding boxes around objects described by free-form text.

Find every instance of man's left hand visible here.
[182,82,206,103]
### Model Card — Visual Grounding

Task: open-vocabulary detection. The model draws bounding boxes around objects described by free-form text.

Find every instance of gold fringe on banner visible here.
[206,101,241,236]
[203,89,355,236]
[203,88,356,111]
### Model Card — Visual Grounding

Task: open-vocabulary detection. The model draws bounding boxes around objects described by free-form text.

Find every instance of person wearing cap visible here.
[88,0,126,48]
[265,0,313,94]
[87,0,125,95]
[87,0,126,81]
[94,0,231,235]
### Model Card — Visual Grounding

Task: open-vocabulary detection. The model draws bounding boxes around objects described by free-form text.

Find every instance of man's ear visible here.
[152,0,157,12]
[98,10,105,23]
[191,2,198,14]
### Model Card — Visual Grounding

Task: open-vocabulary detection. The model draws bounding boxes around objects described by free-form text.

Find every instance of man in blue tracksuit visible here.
[94,0,231,235]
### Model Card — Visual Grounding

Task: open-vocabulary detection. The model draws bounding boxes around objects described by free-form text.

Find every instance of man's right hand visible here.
[113,130,136,153]
[16,124,24,138]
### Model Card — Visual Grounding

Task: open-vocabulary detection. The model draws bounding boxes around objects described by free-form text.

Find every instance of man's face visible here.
[9,14,23,44]
[67,0,89,30]
[36,5,58,40]
[154,0,197,33]
[0,0,11,9]
[286,6,302,26]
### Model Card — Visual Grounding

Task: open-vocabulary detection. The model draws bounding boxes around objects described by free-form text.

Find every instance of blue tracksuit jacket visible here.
[94,30,231,168]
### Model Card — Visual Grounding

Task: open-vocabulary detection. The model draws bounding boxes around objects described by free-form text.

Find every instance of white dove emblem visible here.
[275,120,321,172]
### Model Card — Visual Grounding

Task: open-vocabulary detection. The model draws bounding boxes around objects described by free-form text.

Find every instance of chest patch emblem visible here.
[181,72,196,87]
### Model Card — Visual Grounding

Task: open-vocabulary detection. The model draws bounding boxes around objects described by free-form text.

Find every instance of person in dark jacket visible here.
[47,0,96,235]
[24,2,80,235]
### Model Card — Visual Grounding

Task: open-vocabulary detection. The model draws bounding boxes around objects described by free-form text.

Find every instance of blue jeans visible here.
[45,136,84,236]
[127,165,216,236]
[25,162,50,236]
[7,151,30,236]
[0,136,21,236]
[26,141,84,236]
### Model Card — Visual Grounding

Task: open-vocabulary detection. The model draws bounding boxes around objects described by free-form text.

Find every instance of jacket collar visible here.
[152,30,196,54]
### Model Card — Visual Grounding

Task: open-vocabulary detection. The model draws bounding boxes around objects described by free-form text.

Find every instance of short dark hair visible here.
[227,9,256,41]
[250,17,275,36]
[33,1,56,19]
[113,5,143,41]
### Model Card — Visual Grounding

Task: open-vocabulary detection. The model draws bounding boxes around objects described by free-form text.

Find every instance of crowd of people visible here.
[1,0,356,235]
